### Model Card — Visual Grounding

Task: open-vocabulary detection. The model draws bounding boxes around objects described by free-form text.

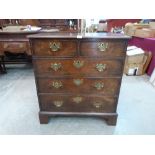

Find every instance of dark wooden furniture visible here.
[0,19,80,66]
[28,32,130,125]
[0,31,38,64]
[0,55,6,73]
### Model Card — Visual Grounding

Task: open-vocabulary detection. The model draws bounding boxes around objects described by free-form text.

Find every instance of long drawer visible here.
[33,58,124,77]
[39,94,117,113]
[37,77,121,95]
[80,40,126,57]
[1,42,29,53]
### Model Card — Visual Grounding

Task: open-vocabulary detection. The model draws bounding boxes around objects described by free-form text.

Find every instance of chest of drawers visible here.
[28,32,130,125]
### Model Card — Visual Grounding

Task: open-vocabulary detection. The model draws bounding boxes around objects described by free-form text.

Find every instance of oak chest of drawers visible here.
[28,32,130,125]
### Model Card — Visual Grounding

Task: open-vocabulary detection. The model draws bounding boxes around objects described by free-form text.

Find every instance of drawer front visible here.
[2,42,28,52]
[80,40,126,57]
[32,39,77,57]
[37,77,121,95]
[34,58,124,77]
[39,94,117,113]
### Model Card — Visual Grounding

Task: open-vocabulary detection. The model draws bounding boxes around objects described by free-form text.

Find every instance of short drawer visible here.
[33,58,124,77]
[39,94,117,113]
[32,39,77,57]
[37,77,121,95]
[2,42,28,52]
[80,40,126,57]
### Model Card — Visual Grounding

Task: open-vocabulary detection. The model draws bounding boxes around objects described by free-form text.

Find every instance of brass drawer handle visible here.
[94,82,104,90]
[3,43,24,49]
[73,79,83,86]
[53,100,63,107]
[93,101,102,108]
[19,44,24,48]
[51,63,62,71]
[96,63,106,72]
[3,43,8,48]
[73,60,84,69]
[52,81,63,89]
[73,97,83,103]
[49,42,61,52]
[97,42,108,52]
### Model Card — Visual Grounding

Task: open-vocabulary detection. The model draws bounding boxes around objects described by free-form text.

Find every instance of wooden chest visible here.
[28,32,130,125]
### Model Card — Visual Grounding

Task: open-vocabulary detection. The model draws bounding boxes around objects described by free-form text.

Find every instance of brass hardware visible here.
[3,43,24,49]
[51,63,62,71]
[73,97,83,103]
[94,82,104,90]
[93,101,102,108]
[73,79,83,86]
[97,42,108,52]
[73,60,84,69]
[53,100,63,107]
[49,42,61,52]
[96,63,106,72]
[3,43,8,48]
[19,44,24,48]
[52,81,63,89]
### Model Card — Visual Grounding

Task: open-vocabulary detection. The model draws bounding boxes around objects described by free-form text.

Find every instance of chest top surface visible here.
[27,32,131,39]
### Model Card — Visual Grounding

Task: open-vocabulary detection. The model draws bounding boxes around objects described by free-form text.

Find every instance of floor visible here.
[0,64,155,135]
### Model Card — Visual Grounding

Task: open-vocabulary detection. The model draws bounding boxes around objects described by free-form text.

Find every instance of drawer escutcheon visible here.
[73,79,83,86]
[73,60,84,69]
[93,101,103,108]
[73,97,83,103]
